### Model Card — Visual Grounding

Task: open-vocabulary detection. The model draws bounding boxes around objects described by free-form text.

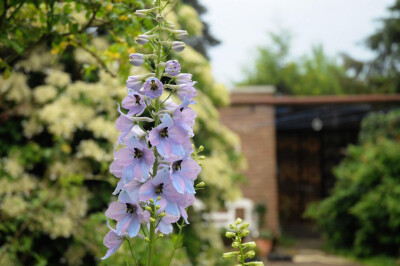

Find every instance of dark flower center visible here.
[150,80,158,91]
[134,148,143,159]
[172,160,183,171]
[160,127,169,138]
[155,183,164,195]
[179,107,184,112]
[126,203,137,214]
[134,94,141,104]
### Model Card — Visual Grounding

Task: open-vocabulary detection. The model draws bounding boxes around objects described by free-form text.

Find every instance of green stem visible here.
[238,235,246,265]
[147,1,165,265]
[167,219,185,266]
[126,238,138,266]
[147,206,156,266]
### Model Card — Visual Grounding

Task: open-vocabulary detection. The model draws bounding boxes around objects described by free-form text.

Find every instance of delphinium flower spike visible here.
[102,1,203,265]
[223,218,265,266]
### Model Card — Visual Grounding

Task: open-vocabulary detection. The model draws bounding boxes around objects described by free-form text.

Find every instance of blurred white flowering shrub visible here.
[0,1,245,265]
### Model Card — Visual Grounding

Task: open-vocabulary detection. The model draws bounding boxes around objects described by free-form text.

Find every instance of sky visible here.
[200,0,394,87]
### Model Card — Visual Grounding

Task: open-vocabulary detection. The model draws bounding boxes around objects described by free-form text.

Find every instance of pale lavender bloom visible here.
[156,212,180,234]
[175,73,192,85]
[172,41,185,52]
[101,221,125,260]
[174,98,197,137]
[177,82,197,101]
[105,199,146,237]
[115,137,155,182]
[116,106,153,143]
[168,153,201,194]
[129,53,145,66]
[161,98,179,113]
[139,167,182,216]
[122,93,149,116]
[143,77,163,99]
[126,75,145,94]
[179,193,196,223]
[148,114,189,159]
[116,106,135,143]
[118,179,142,204]
[165,60,181,76]
[136,34,151,45]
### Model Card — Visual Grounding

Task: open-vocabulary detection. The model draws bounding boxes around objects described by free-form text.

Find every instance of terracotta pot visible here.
[255,238,272,257]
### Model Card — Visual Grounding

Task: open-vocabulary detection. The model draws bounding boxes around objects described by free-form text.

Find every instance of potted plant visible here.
[255,230,274,257]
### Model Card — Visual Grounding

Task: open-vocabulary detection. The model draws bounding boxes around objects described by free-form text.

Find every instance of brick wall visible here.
[220,99,279,233]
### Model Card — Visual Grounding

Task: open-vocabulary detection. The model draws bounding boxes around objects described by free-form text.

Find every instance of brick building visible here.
[220,86,400,234]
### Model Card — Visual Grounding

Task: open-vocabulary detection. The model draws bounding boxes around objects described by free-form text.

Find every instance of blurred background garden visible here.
[1,0,400,265]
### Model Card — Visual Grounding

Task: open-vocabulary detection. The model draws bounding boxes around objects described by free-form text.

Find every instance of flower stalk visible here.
[102,0,202,265]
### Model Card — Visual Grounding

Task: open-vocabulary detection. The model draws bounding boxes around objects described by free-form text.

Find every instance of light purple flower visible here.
[175,73,193,85]
[129,53,145,66]
[148,114,189,159]
[122,93,149,116]
[143,77,163,99]
[139,167,182,216]
[126,75,145,94]
[174,98,197,137]
[101,221,125,260]
[165,60,181,76]
[105,199,146,237]
[115,137,155,182]
[116,105,153,143]
[156,212,180,234]
[168,153,201,194]
[177,82,197,101]
[179,193,196,223]
[172,41,185,52]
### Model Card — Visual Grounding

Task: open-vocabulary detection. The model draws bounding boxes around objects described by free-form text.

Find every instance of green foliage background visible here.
[305,110,400,257]
[0,0,244,265]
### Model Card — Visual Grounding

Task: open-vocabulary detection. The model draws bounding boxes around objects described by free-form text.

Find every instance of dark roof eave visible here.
[230,93,400,105]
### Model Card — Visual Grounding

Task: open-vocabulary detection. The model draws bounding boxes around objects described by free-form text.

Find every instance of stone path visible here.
[264,238,360,266]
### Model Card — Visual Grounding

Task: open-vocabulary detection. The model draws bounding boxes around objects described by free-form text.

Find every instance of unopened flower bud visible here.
[222,251,239,260]
[156,14,164,23]
[145,206,152,212]
[157,196,162,201]
[245,262,265,265]
[156,205,161,210]
[144,237,150,242]
[172,41,185,52]
[241,229,249,237]
[232,241,239,248]
[195,182,206,189]
[129,53,145,66]
[240,222,250,229]
[242,241,257,249]
[149,198,154,203]
[172,30,188,40]
[229,223,236,230]
[198,145,204,152]
[149,217,156,223]
[235,218,243,225]
[198,156,206,160]
[158,233,164,238]
[165,20,175,29]
[135,9,153,18]
[245,250,255,259]
[158,212,166,218]
[136,35,151,45]
[225,232,236,238]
